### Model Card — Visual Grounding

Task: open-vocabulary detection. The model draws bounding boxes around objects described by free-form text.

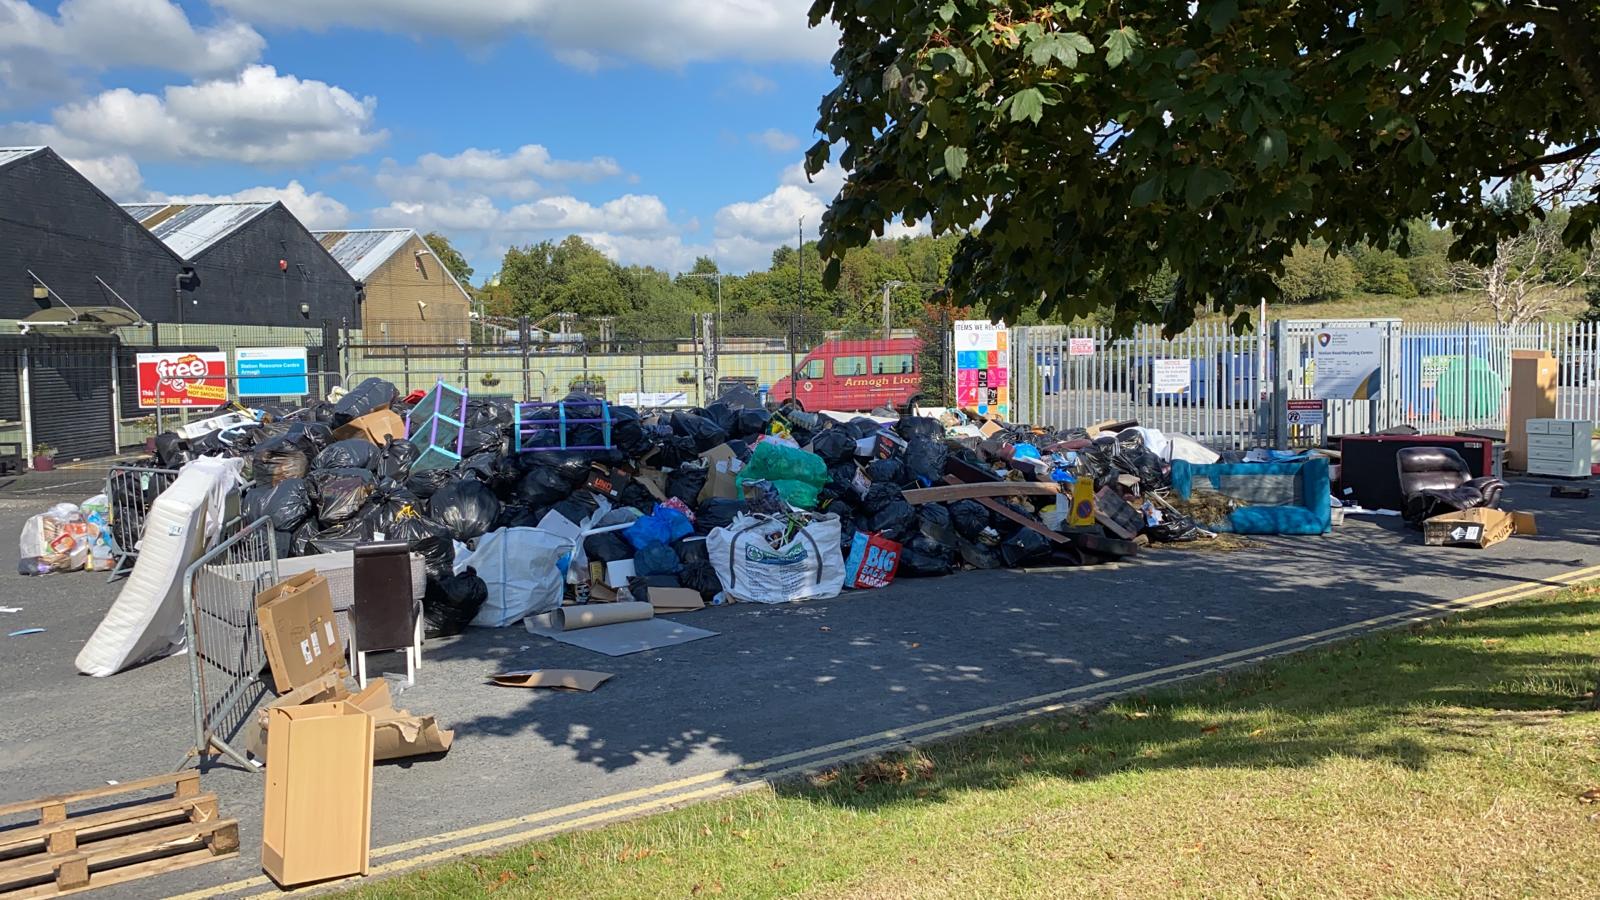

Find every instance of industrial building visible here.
[315,228,472,343]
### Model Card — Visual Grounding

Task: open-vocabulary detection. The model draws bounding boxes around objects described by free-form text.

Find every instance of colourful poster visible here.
[136,351,227,408]
[952,320,1009,417]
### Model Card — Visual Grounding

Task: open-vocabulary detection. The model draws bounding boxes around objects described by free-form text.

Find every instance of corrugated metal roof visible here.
[0,147,44,170]
[314,228,416,282]
[122,201,276,258]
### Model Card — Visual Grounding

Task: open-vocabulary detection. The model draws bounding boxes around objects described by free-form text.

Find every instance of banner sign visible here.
[236,347,309,397]
[953,320,1009,417]
[1152,358,1192,394]
[137,351,227,408]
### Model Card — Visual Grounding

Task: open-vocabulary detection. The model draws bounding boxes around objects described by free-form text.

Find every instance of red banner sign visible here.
[136,351,228,408]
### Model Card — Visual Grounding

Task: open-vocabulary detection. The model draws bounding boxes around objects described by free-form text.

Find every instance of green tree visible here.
[1352,248,1418,297]
[806,1,1600,333]
[1276,247,1360,303]
[422,232,474,286]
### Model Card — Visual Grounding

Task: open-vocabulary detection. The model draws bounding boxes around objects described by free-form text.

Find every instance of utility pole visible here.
[796,217,805,320]
[881,280,905,340]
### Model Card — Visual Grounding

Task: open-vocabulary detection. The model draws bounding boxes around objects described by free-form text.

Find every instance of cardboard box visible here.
[1506,349,1558,470]
[1511,511,1538,535]
[248,672,453,764]
[332,408,405,445]
[646,587,705,614]
[1423,508,1515,548]
[584,465,631,500]
[349,680,454,761]
[261,700,373,887]
[256,572,344,693]
[698,444,743,502]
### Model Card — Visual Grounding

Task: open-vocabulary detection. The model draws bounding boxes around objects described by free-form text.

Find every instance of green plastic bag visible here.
[736,440,828,509]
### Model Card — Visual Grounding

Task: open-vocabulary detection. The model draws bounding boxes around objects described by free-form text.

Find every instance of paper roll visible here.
[555,602,654,631]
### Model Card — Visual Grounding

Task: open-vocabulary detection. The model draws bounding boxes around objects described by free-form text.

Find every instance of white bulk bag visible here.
[459,527,569,627]
[708,513,845,604]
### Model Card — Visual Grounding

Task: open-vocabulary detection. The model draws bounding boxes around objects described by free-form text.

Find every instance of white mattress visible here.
[76,457,243,677]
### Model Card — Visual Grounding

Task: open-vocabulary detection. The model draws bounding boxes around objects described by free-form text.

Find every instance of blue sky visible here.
[0,0,897,279]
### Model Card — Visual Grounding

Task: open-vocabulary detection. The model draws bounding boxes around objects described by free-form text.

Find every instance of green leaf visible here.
[1008,87,1046,124]
[1104,27,1140,69]
[944,145,968,180]
[938,0,957,23]
[1206,0,1238,33]
[1131,174,1164,207]
[1184,167,1233,209]
[1027,32,1094,69]
[1254,128,1289,169]
[882,63,903,93]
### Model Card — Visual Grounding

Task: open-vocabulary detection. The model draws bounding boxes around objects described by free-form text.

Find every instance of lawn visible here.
[349,584,1600,899]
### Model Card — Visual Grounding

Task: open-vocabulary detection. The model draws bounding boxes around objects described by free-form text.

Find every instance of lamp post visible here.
[880,280,943,339]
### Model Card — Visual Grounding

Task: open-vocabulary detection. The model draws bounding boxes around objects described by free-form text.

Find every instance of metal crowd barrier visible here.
[103,465,181,583]
[182,515,278,772]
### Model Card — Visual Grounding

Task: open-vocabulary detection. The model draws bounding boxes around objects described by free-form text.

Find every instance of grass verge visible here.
[349,584,1600,899]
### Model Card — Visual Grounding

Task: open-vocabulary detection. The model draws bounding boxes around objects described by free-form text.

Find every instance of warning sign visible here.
[137,351,227,408]
[1287,399,1325,427]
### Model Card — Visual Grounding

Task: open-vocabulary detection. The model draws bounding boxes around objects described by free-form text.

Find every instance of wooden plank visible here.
[0,795,217,854]
[903,482,1063,505]
[0,774,199,821]
[0,819,236,886]
[3,845,232,900]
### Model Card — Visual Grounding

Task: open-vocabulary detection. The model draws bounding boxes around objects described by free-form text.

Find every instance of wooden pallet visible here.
[0,772,238,899]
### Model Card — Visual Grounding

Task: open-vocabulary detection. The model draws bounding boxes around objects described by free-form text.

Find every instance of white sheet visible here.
[75,457,243,676]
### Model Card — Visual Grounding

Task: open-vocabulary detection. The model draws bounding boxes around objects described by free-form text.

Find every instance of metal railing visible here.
[103,465,180,582]
[183,515,278,772]
[1012,318,1600,447]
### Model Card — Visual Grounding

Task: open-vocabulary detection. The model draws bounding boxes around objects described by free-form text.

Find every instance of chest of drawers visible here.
[1525,419,1593,478]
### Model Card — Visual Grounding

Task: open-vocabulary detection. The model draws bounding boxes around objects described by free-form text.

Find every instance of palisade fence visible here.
[1009,319,1600,450]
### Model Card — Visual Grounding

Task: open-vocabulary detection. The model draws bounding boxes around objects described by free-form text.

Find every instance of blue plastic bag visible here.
[624,506,693,549]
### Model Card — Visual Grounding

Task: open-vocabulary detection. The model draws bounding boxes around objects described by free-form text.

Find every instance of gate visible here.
[1011,322,1269,449]
[23,335,118,460]
[183,516,277,771]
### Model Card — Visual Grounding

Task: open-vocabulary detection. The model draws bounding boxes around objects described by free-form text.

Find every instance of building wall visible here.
[0,150,185,321]
[360,234,472,343]
[186,205,360,328]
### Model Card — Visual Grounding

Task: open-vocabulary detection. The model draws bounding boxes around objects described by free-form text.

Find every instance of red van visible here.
[768,339,923,411]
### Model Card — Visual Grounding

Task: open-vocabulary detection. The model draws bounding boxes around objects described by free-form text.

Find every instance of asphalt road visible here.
[1,480,1596,898]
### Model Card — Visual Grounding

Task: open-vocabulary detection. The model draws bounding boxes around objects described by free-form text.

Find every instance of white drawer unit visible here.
[1525,419,1593,478]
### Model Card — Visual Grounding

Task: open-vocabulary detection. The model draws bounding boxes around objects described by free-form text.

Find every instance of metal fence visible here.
[1011,322,1271,449]
[1012,318,1600,449]
[103,465,180,581]
[183,515,277,772]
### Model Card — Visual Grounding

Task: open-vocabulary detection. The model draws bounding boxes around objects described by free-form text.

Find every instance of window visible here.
[799,359,825,379]
[872,354,914,375]
[831,356,867,377]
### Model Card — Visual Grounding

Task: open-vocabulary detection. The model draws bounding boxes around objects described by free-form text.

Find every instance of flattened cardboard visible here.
[902,481,1063,504]
[1510,510,1538,535]
[635,468,669,502]
[255,572,344,693]
[647,587,705,613]
[332,408,404,445]
[261,700,373,887]
[1423,507,1515,548]
[978,420,1005,439]
[490,669,615,692]
[698,444,743,502]
[350,681,454,761]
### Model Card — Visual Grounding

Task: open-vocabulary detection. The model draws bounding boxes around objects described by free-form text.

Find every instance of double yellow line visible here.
[174,562,1600,899]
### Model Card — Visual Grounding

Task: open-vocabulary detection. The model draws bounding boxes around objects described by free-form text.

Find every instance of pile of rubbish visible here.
[98,378,1264,635]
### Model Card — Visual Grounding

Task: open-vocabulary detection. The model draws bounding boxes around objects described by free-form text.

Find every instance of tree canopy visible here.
[422,231,474,286]
[805,0,1600,333]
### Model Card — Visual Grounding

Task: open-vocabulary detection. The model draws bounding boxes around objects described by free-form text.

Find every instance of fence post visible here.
[638,339,646,399]
[1271,320,1289,447]
[1463,321,1474,428]
[700,312,717,402]
[519,316,532,402]
[788,314,799,388]
[402,344,411,395]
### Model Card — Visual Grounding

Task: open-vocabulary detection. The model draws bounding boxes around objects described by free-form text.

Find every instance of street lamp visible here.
[880,280,943,339]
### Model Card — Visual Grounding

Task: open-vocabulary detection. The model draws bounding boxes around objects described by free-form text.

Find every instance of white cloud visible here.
[16,65,385,165]
[372,192,673,237]
[154,181,351,229]
[714,162,840,242]
[372,144,624,203]
[211,0,836,69]
[749,129,800,153]
[0,0,263,101]
[60,153,145,197]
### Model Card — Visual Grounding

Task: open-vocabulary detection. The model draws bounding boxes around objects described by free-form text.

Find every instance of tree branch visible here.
[1489,136,1600,177]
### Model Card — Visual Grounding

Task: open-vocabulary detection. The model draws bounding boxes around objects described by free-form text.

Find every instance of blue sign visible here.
[236,347,309,396]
